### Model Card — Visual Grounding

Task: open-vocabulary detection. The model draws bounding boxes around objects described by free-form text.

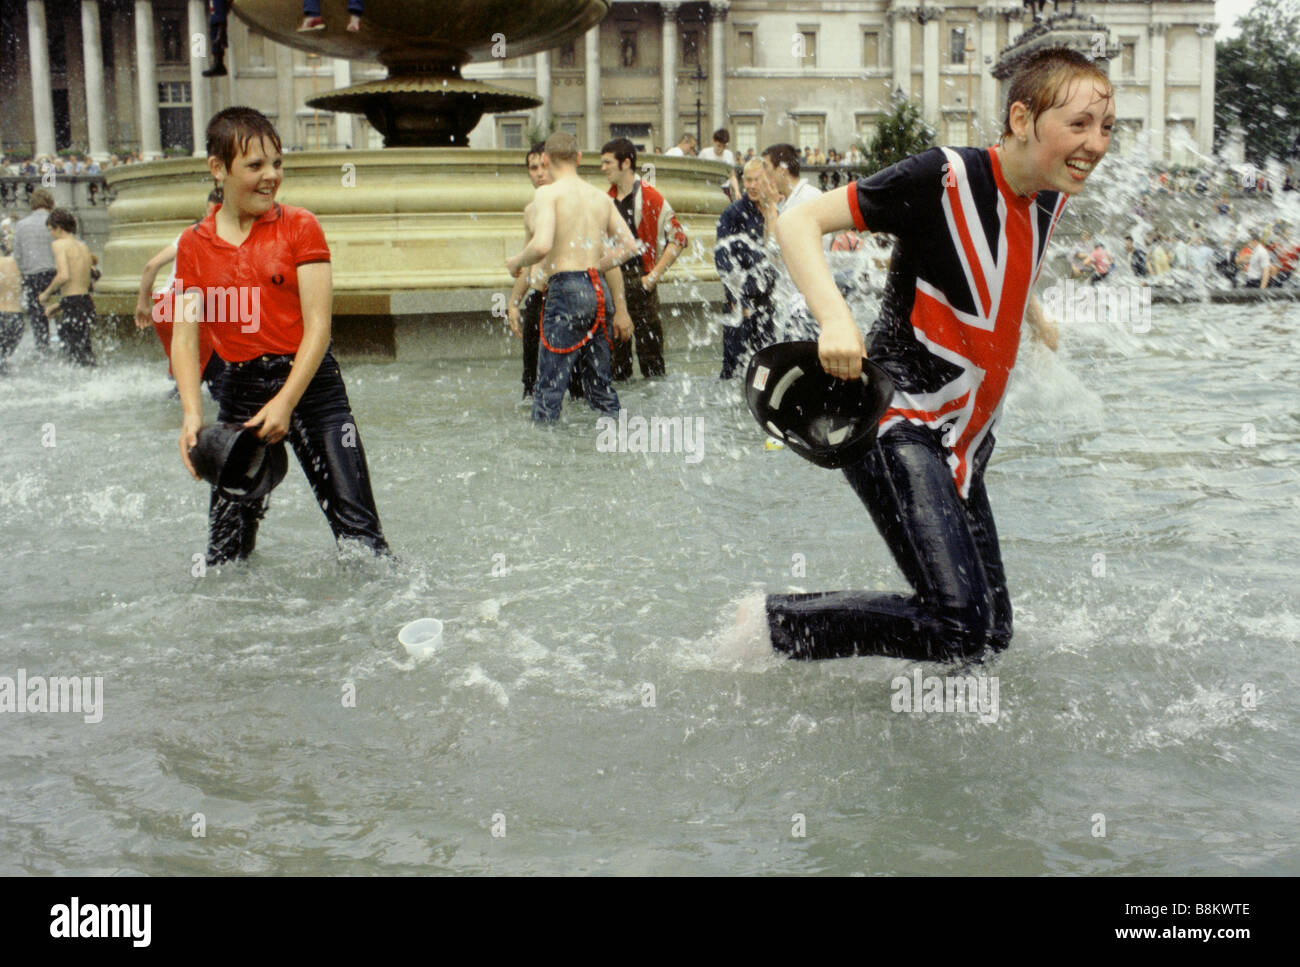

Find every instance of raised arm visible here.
[135,242,178,328]
[775,187,861,380]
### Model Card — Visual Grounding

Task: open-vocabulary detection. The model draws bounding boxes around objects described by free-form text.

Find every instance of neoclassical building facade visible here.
[1,0,1218,165]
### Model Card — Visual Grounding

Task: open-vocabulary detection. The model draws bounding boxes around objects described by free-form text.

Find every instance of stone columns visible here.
[977,6,998,145]
[134,0,162,159]
[584,23,600,150]
[275,42,295,148]
[187,0,211,157]
[888,5,914,100]
[535,49,551,129]
[333,58,351,147]
[27,0,57,158]
[80,1,109,161]
[1148,22,1167,161]
[709,1,728,136]
[662,2,680,150]
[1197,22,1215,156]
[919,6,943,128]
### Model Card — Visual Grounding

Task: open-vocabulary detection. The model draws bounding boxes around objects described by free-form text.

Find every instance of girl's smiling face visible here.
[1015,76,1115,195]
[211,136,282,217]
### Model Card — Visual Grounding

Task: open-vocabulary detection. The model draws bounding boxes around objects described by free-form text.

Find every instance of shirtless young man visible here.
[0,241,22,367]
[505,132,637,423]
[506,143,580,402]
[38,208,96,366]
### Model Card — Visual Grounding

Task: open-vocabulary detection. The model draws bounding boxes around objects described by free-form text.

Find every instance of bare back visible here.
[537,174,620,274]
[0,256,20,312]
[53,236,92,296]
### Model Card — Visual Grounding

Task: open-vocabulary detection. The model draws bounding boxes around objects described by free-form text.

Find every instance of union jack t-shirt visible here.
[845,145,1067,498]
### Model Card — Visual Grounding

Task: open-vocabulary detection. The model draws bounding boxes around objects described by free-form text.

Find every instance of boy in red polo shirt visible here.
[173,107,388,564]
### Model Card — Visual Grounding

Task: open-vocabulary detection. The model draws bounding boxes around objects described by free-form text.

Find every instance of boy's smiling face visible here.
[210,136,282,217]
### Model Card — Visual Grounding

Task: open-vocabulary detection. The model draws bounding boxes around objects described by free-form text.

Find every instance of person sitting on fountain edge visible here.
[506,131,636,423]
[733,46,1109,663]
[174,106,389,565]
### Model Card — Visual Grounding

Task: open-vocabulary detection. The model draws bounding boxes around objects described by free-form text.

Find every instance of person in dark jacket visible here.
[714,159,777,378]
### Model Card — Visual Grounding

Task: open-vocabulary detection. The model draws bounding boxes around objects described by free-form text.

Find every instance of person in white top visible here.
[664,133,697,157]
[698,128,741,200]
[759,143,831,252]
[1246,235,1274,288]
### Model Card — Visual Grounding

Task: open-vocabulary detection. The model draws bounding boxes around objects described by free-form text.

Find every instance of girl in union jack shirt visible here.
[756,48,1114,662]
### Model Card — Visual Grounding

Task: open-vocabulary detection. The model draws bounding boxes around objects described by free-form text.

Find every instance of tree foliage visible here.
[1215,0,1300,164]
[860,98,937,177]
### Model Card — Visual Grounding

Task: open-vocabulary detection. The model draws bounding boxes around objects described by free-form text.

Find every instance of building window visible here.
[159,15,185,64]
[299,116,333,151]
[559,41,576,68]
[856,117,879,148]
[560,121,579,138]
[863,31,880,68]
[951,26,968,66]
[733,120,759,157]
[798,30,817,68]
[620,28,638,68]
[1121,41,1136,77]
[498,119,526,149]
[796,117,823,151]
[157,81,192,106]
[736,29,755,68]
[611,122,653,153]
[1114,120,1143,155]
[683,29,700,68]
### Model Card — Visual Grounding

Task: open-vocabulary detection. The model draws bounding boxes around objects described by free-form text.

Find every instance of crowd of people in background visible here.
[1,153,151,177]
[1066,220,1298,289]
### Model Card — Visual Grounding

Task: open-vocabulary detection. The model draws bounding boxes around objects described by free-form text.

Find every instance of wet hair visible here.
[544,131,578,164]
[601,137,636,171]
[47,208,77,233]
[206,187,223,205]
[205,106,283,172]
[712,128,729,145]
[762,143,801,177]
[1002,46,1113,141]
[526,141,546,167]
[30,188,55,211]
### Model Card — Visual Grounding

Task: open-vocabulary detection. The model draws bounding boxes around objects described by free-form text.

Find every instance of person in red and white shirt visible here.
[600,138,688,379]
[173,107,388,565]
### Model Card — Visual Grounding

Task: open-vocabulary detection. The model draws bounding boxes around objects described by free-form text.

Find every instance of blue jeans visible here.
[208,351,388,564]
[766,421,1011,662]
[532,271,619,423]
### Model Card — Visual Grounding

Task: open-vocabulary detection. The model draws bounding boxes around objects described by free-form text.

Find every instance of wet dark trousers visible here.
[611,264,666,379]
[22,271,55,349]
[207,352,388,565]
[766,422,1012,662]
[532,271,619,422]
[0,312,22,362]
[57,294,96,366]
[719,305,773,379]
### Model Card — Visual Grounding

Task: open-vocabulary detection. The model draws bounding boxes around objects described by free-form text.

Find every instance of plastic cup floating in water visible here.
[398,618,444,659]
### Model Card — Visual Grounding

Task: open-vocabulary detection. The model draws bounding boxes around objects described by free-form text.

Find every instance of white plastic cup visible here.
[398,618,444,659]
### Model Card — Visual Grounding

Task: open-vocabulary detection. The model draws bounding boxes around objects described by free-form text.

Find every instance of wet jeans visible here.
[532,270,619,423]
[22,270,55,350]
[521,288,581,401]
[766,421,1011,662]
[207,351,389,564]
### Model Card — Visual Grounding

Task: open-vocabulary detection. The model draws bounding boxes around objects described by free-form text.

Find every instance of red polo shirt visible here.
[173,203,331,362]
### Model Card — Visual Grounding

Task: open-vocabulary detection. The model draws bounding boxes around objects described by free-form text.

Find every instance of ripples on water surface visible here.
[1,302,1297,875]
